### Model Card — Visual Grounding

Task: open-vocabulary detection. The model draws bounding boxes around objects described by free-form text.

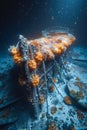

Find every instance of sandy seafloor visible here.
[0,45,87,130]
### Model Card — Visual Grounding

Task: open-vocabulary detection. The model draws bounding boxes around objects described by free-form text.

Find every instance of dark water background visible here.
[0,0,87,53]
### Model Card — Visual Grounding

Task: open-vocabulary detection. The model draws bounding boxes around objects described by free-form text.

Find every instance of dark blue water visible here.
[0,0,87,51]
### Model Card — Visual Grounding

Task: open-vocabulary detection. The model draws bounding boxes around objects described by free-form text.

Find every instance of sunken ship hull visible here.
[9,32,75,118]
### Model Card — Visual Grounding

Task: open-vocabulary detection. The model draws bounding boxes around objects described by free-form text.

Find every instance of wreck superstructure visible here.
[9,32,75,118]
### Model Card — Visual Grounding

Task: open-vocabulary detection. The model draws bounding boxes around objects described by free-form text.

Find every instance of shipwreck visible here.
[9,32,75,119]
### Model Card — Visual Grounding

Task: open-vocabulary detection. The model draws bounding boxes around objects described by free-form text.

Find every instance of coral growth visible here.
[10,46,22,64]
[57,43,64,52]
[13,55,22,64]
[64,96,72,105]
[10,33,75,67]
[50,86,55,92]
[35,51,43,62]
[53,78,57,83]
[31,74,40,87]
[28,59,37,70]
[53,44,59,55]
[10,47,18,55]
[53,44,62,55]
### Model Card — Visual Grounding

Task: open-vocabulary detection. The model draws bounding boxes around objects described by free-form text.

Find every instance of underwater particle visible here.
[57,11,61,14]
[40,95,45,104]
[51,106,57,115]
[35,51,43,62]
[28,59,37,70]
[51,16,54,20]
[64,96,72,105]
[45,2,48,6]
[31,74,40,87]
[74,21,77,25]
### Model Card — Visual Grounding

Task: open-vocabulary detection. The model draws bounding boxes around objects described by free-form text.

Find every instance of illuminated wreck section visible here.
[9,32,75,118]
